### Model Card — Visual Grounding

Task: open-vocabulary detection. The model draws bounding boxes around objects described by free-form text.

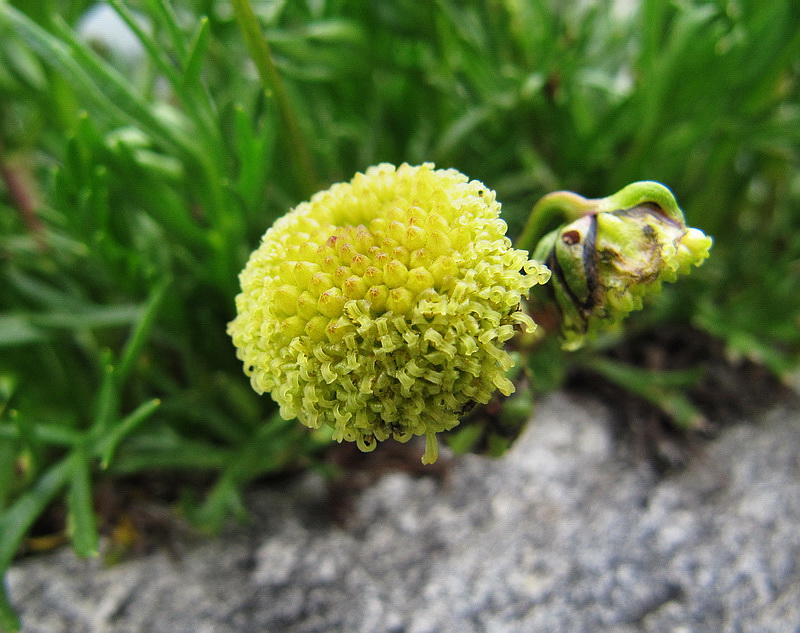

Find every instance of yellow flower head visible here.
[228,163,550,463]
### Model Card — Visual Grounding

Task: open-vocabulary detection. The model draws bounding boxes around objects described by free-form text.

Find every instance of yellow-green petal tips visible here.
[228,163,549,463]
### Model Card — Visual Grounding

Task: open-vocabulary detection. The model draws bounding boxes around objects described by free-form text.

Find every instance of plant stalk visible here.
[230,0,317,197]
[515,191,594,253]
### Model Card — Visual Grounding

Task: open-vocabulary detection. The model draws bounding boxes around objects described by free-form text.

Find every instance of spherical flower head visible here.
[532,182,712,350]
[228,163,549,464]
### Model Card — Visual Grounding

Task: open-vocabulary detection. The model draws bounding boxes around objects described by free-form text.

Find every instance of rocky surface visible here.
[8,391,800,633]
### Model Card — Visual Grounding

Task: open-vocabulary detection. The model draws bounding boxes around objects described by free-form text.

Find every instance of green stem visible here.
[230,0,317,197]
[515,191,594,253]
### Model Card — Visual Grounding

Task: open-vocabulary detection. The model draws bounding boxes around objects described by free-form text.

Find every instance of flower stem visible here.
[515,190,594,253]
[230,0,317,196]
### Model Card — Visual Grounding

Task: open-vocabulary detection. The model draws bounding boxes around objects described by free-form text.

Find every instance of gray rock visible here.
[8,392,800,633]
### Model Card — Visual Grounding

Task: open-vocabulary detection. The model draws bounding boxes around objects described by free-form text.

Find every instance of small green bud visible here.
[531,182,712,350]
[229,163,550,463]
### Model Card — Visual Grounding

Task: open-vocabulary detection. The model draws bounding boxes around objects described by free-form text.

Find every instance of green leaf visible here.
[107,0,181,87]
[0,578,22,633]
[183,16,211,88]
[67,446,98,558]
[187,475,247,533]
[28,305,144,330]
[581,356,707,430]
[232,104,275,215]
[7,410,44,478]
[0,422,82,447]
[230,0,317,195]
[0,315,47,347]
[188,414,309,530]
[0,439,15,511]
[0,581,20,633]
[116,277,170,386]
[107,0,218,148]
[446,423,484,456]
[145,0,189,61]
[91,358,118,437]
[0,30,46,90]
[0,456,72,631]
[97,398,161,469]
[296,19,365,45]
[0,456,72,572]
[108,432,231,473]
[435,105,492,160]
[1,5,195,157]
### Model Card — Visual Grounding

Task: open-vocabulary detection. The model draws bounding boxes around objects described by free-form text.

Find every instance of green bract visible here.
[531,182,713,350]
[228,163,550,463]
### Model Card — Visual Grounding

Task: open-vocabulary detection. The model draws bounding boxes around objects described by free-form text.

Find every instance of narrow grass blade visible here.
[0,456,72,572]
[0,439,15,511]
[116,278,170,386]
[188,475,247,533]
[97,398,161,469]
[183,17,211,88]
[0,456,72,631]
[0,315,46,347]
[67,447,98,558]
[0,423,82,447]
[0,580,20,633]
[5,269,84,311]
[10,411,42,477]
[91,357,117,437]
[106,0,217,144]
[28,305,143,330]
[230,0,317,196]
[145,0,189,60]
[189,414,305,531]
[232,104,275,215]
[581,356,707,430]
[583,356,704,389]
[50,14,195,154]
[1,5,194,157]
[107,0,181,87]
[0,7,121,123]
[109,434,231,473]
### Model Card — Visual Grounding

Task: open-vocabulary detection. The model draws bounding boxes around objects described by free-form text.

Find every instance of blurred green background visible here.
[0,0,798,627]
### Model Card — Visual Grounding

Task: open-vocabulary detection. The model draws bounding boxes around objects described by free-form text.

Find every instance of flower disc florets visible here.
[228,163,549,463]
